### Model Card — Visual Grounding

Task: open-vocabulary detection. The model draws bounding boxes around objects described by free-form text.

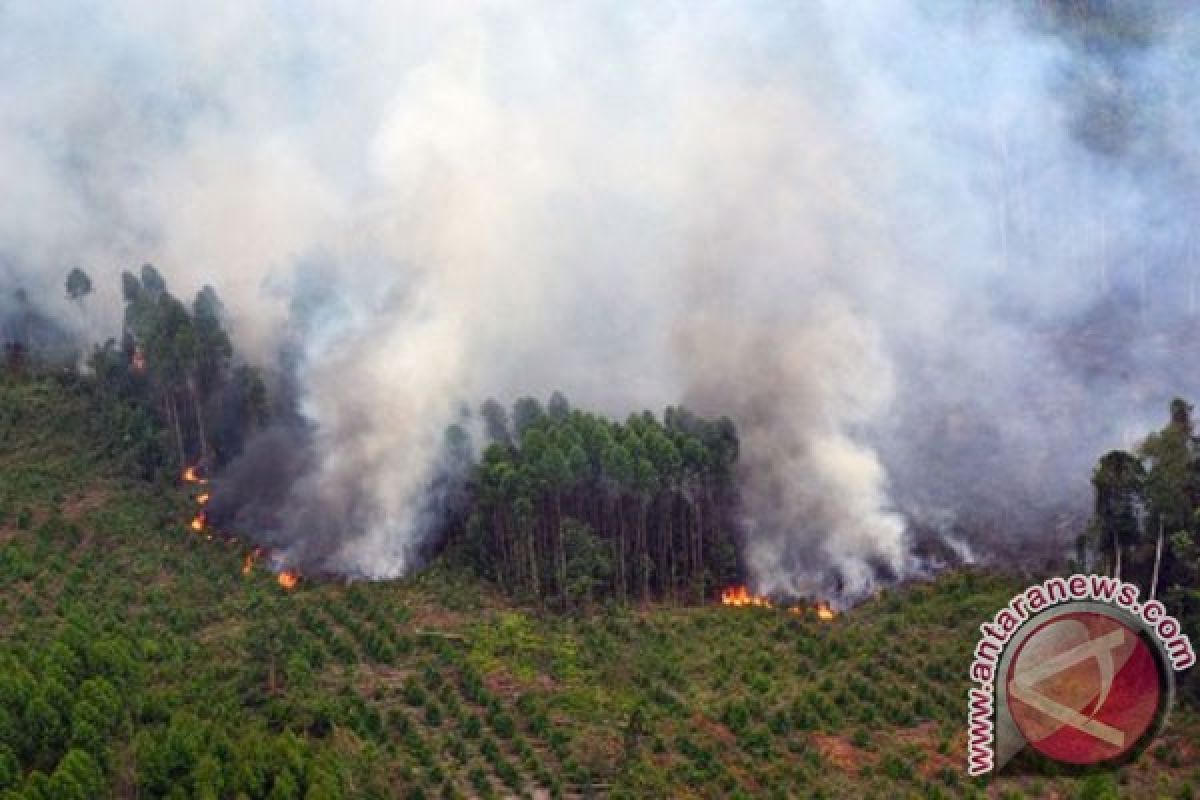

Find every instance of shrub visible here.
[1075,774,1120,800]
[881,755,913,782]
[404,679,427,708]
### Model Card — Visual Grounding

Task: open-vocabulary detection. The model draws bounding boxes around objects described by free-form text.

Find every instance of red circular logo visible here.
[1005,611,1164,765]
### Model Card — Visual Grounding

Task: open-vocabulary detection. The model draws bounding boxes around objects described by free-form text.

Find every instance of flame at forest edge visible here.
[720,585,773,608]
[183,465,299,590]
[720,585,837,621]
[182,465,207,485]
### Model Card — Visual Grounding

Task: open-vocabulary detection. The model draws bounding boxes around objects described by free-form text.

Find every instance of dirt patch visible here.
[357,663,416,693]
[195,617,247,646]
[409,603,469,631]
[692,713,736,748]
[1151,730,1197,765]
[485,669,522,700]
[61,487,110,520]
[321,663,414,694]
[893,720,957,779]
[811,732,876,772]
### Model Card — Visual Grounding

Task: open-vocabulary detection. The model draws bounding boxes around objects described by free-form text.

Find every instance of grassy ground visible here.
[0,378,1196,799]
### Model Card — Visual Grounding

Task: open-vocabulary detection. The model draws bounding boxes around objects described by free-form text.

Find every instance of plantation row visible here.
[0,502,595,798]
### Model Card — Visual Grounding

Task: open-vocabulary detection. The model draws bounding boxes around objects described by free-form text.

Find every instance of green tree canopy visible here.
[64,268,92,303]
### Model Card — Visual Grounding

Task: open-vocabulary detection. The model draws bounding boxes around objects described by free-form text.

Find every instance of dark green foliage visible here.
[104,265,262,470]
[64,269,92,303]
[1075,773,1120,800]
[458,394,740,606]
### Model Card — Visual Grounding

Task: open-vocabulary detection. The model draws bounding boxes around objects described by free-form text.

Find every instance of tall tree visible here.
[188,287,232,461]
[1091,450,1145,581]
[481,398,512,446]
[64,268,92,304]
[547,390,570,422]
[512,396,545,439]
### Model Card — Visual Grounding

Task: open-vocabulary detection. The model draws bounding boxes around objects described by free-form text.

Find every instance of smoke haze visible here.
[4,1,1200,595]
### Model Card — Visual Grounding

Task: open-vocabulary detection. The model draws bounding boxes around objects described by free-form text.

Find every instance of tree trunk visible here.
[614,494,626,604]
[694,490,704,601]
[526,514,540,599]
[187,374,211,463]
[1112,526,1122,583]
[1150,517,1164,602]
[167,391,186,467]
[555,491,567,608]
[664,491,675,600]
[494,507,509,586]
[639,496,650,603]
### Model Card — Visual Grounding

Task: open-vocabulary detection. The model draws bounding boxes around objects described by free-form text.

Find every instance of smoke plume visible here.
[4,2,1200,594]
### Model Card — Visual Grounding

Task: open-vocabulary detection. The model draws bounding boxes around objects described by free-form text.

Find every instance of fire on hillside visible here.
[182,464,300,591]
[720,585,837,621]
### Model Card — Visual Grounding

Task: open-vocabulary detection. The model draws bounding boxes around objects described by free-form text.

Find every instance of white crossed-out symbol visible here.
[1009,628,1127,747]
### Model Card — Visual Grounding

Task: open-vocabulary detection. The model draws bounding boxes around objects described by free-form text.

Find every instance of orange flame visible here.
[196,492,210,505]
[182,465,208,484]
[277,570,300,590]
[719,587,837,620]
[242,548,261,576]
[720,585,773,608]
[190,512,206,533]
[131,346,146,374]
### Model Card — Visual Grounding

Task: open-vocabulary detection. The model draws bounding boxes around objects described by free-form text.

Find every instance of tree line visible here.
[111,264,267,469]
[6,267,748,608]
[4,265,269,478]
[447,392,742,608]
[1087,397,1200,701]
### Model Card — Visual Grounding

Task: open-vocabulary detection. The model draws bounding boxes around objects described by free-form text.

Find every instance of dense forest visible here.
[449,396,742,608]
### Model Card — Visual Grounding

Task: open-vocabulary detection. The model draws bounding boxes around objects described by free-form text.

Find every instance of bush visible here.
[404,679,427,708]
[1075,774,1120,800]
[881,755,913,782]
[0,746,17,790]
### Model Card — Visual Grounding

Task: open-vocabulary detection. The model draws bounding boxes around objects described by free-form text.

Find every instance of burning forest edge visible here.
[7,263,1200,626]
[5,263,906,609]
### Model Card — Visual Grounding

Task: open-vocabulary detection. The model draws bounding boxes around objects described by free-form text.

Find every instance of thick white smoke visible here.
[3,2,1198,592]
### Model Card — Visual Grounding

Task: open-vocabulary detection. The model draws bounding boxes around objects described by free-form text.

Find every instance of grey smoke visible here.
[2,2,1199,595]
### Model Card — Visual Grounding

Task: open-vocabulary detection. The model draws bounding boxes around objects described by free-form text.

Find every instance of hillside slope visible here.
[0,377,1196,799]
